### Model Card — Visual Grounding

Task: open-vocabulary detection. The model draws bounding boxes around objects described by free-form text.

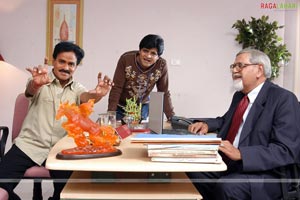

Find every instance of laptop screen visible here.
[148,92,164,134]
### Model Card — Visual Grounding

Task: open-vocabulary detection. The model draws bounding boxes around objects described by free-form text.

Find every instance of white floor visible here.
[14,179,53,200]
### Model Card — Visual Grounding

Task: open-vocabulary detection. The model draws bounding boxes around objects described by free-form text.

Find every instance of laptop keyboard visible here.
[161,128,192,135]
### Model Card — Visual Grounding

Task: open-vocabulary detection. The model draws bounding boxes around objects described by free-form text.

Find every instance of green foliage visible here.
[124,96,142,122]
[232,15,291,79]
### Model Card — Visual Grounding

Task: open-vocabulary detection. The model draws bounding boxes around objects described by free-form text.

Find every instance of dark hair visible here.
[52,42,84,65]
[139,34,164,56]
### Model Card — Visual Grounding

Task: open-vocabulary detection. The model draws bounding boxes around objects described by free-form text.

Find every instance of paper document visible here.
[131,133,221,144]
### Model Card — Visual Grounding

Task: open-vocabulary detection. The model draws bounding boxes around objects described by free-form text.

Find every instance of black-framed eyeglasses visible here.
[229,62,259,71]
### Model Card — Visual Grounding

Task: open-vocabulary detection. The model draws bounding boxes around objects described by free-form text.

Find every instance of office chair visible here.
[0,188,8,200]
[280,102,300,200]
[0,127,9,200]
[280,164,300,200]
[0,126,8,163]
[11,93,51,200]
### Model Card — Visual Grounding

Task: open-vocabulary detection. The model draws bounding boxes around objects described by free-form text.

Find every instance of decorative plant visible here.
[124,96,142,123]
[232,15,291,79]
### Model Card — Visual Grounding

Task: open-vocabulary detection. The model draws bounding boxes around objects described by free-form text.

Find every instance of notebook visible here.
[148,92,191,135]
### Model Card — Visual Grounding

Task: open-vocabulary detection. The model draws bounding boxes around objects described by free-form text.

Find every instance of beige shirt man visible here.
[15,71,86,165]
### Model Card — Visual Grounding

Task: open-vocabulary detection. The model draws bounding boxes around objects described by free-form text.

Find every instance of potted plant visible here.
[122,96,142,125]
[232,15,291,80]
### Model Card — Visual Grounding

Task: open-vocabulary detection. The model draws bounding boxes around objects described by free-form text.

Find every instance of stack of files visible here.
[130,133,222,163]
[147,143,222,163]
[130,133,221,145]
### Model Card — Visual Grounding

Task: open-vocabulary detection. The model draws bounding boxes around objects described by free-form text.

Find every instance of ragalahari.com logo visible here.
[261,2,298,10]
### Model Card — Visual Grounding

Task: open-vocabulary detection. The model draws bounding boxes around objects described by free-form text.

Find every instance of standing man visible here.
[0,41,113,200]
[188,48,300,200]
[108,34,175,121]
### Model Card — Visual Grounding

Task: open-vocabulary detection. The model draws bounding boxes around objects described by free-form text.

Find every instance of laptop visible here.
[148,92,191,135]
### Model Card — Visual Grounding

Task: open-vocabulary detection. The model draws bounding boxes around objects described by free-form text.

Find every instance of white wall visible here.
[0,0,298,148]
[0,61,28,127]
[283,1,298,95]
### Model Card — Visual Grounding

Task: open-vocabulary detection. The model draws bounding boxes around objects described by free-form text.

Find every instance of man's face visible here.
[231,53,261,93]
[137,48,159,69]
[52,51,78,85]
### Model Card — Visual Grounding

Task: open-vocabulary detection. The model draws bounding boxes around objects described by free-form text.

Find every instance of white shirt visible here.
[232,82,265,148]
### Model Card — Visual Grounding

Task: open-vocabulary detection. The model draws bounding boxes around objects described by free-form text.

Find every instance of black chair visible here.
[280,164,300,200]
[0,126,8,163]
[280,102,300,200]
[0,126,9,200]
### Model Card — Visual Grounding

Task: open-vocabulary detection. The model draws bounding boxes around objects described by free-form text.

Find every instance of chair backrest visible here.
[12,93,29,141]
[8,93,51,199]
[0,126,9,162]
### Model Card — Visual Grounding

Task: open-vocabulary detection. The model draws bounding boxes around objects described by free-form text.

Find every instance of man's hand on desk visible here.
[163,120,172,129]
[219,140,242,161]
[188,122,208,135]
[188,122,242,161]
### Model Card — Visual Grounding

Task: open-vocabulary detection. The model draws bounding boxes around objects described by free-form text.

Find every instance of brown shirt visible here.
[108,51,175,119]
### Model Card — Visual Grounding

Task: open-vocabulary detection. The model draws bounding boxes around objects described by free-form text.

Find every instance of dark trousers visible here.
[186,171,283,200]
[0,144,72,200]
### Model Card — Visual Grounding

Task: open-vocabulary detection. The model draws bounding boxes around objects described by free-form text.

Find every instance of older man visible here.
[187,48,300,200]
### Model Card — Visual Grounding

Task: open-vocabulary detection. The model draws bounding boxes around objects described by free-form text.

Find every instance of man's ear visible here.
[256,64,265,78]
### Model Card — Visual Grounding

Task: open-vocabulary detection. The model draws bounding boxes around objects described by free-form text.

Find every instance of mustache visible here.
[232,73,242,79]
[59,69,70,74]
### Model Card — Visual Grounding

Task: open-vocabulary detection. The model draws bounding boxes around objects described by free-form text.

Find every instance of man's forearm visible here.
[80,92,103,104]
[25,80,41,97]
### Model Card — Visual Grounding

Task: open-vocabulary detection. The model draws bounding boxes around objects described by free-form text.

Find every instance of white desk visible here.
[46,135,227,172]
[46,134,226,200]
[61,171,202,200]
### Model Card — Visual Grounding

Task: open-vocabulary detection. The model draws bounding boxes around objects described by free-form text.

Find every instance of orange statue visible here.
[56,99,119,155]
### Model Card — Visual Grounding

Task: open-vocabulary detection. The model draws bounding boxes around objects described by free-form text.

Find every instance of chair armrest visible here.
[279,164,300,200]
[0,126,9,161]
